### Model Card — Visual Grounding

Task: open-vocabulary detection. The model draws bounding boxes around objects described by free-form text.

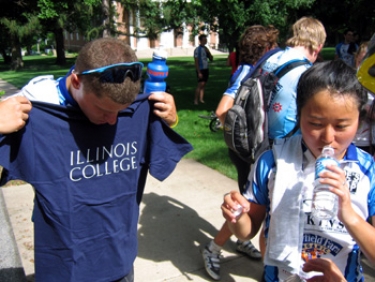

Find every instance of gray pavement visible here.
[2,159,375,282]
[2,159,265,282]
[0,79,20,98]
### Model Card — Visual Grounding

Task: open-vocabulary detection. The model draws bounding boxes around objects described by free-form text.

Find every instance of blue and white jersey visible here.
[261,47,312,139]
[194,45,210,70]
[336,42,357,67]
[223,64,253,99]
[244,137,375,282]
[0,75,193,282]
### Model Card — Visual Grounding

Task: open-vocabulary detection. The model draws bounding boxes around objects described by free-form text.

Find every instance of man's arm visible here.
[0,96,32,134]
[215,95,234,124]
[205,46,213,62]
[194,56,203,80]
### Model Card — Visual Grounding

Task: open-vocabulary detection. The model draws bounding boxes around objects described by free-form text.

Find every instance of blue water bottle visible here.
[143,50,169,94]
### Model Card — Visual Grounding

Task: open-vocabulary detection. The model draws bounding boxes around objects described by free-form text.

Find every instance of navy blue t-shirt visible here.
[0,96,192,282]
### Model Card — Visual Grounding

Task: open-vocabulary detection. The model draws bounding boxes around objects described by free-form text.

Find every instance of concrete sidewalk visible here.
[2,159,264,282]
[2,158,375,282]
[0,79,19,98]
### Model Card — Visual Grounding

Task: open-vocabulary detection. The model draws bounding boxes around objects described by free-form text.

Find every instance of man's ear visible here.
[312,44,323,59]
[70,73,81,89]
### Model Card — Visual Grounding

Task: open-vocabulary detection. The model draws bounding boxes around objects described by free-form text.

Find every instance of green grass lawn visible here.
[0,48,336,181]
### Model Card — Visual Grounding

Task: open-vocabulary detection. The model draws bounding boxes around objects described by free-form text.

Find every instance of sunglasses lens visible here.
[99,65,142,83]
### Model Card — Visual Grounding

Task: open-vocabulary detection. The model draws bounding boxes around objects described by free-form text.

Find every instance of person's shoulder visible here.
[261,49,284,71]
[21,75,59,103]
[26,75,55,85]
[256,149,275,170]
[193,46,200,56]
[22,75,57,93]
[335,42,344,48]
[264,47,309,73]
[353,145,375,166]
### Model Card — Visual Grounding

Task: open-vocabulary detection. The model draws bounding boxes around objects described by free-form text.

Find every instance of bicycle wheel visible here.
[198,115,212,120]
[209,118,222,132]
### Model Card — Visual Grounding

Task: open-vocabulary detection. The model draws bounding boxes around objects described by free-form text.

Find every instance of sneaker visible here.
[201,246,221,280]
[236,240,262,260]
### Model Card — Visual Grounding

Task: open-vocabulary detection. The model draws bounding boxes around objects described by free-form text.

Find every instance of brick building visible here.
[64,1,219,52]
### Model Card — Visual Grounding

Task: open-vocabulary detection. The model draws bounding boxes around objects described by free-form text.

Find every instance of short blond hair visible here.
[286,17,326,52]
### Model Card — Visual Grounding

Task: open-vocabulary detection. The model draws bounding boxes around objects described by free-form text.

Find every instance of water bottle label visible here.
[315,157,339,180]
[147,68,168,78]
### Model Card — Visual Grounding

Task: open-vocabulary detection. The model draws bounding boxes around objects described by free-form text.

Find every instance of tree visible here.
[295,0,375,45]
[190,0,315,50]
[37,0,103,65]
[0,0,41,69]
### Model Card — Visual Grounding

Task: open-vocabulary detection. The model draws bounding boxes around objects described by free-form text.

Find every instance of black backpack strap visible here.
[285,124,300,138]
[274,59,311,79]
[253,47,282,72]
[240,47,282,83]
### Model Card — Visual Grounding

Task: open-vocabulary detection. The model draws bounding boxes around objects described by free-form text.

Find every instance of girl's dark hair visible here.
[297,60,368,119]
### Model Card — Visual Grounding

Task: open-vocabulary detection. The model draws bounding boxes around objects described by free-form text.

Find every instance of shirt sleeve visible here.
[147,113,193,181]
[243,149,275,205]
[224,64,253,99]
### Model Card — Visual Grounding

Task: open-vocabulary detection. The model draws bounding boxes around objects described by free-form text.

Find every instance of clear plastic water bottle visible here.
[143,50,169,94]
[311,146,340,220]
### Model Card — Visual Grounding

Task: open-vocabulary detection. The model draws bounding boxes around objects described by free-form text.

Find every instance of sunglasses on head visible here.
[74,62,144,83]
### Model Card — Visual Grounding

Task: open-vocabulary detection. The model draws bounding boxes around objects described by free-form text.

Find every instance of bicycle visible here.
[198,111,222,132]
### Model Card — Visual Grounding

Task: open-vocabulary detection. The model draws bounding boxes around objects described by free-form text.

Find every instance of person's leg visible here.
[213,222,233,246]
[199,81,206,103]
[195,81,204,105]
[259,223,266,258]
[199,69,209,103]
[202,151,258,280]
[194,84,199,105]
[194,70,201,105]
[202,222,232,280]
[227,149,262,259]
[227,149,250,193]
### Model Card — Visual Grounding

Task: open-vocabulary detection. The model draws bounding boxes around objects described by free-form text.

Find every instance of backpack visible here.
[223,55,310,164]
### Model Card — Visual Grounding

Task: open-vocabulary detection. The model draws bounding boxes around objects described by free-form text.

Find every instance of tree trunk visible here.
[1,49,11,64]
[102,0,110,37]
[10,38,23,70]
[54,28,66,65]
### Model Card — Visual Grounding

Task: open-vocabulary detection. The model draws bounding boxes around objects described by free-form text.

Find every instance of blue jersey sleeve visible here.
[243,149,275,205]
[367,164,375,218]
[224,64,253,99]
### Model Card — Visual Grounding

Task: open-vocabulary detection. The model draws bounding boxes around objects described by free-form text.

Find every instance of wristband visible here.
[170,114,179,128]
